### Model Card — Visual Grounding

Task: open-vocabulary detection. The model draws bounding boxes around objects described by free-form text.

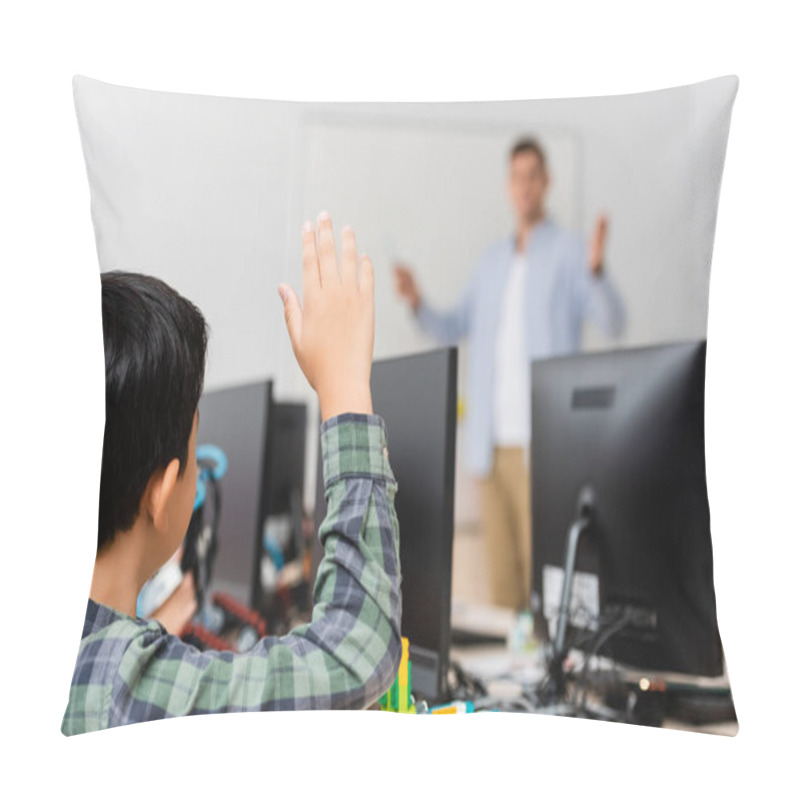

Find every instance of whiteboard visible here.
[295,118,581,366]
[292,118,581,522]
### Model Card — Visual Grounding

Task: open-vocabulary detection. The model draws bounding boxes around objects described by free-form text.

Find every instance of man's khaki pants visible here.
[479,447,532,610]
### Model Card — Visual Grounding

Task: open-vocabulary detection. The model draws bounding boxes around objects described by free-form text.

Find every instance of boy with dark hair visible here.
[62,214,402,734]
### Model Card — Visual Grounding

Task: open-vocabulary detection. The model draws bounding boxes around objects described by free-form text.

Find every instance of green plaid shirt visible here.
[62,414,401,735]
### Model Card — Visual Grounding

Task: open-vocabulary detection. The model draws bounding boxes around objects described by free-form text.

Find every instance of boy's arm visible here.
[109,412,400,719]
[104,213,402,723]
[292,412,402,706]
[63,215,402,733]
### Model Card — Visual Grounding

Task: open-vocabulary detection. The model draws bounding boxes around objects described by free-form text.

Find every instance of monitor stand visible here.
[532,486,626,722]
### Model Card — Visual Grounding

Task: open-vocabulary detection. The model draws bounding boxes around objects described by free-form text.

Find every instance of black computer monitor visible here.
[253,401,307,614]
[197,384,308,616]
[262,402,307,519]
[313,347,458,703]
[530,341,724,678]
[197,380,273,606]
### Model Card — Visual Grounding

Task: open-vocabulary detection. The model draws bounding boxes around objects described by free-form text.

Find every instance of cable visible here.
[575,607,634,714]
[448,660,488,700]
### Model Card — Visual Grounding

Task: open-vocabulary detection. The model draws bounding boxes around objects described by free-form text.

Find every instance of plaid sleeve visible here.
[64,414,402,731]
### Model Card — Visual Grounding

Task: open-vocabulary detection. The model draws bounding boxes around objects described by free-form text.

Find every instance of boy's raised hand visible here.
[279,212,374,422]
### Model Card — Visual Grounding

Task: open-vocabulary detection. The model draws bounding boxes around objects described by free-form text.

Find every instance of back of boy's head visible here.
[98,271,208,553]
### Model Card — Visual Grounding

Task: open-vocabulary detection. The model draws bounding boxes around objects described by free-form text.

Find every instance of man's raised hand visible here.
[589,214,608,276]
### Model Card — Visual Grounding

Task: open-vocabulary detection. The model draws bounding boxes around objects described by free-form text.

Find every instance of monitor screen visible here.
[313,347,458,703]
[530,341,723,677]
[197,380,272,605]
[253,401,307,616]
[262,402,306,519]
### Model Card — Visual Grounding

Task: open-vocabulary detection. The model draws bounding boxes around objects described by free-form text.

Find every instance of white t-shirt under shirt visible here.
[493,251,530,448]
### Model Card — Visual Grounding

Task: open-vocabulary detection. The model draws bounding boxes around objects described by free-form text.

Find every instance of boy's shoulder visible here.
[80,598,165,650]
[62,599,168,735]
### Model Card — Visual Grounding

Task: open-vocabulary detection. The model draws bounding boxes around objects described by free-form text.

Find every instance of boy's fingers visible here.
[340,226,358,288]
[278,284,303,352]
[301,221,320,298]
[359,254,374,296]
[316,212,339,286]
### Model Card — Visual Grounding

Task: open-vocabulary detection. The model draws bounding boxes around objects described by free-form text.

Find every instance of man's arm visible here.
[416,286,474,345]
[394,262,475,346]
[578,268,626,338]
[571,219,626,338]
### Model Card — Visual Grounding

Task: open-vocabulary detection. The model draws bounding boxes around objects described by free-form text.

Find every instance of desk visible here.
[448,602,738,735]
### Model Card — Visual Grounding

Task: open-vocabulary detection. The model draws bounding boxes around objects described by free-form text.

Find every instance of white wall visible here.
[75,75,736,514]
[296,118,580,366]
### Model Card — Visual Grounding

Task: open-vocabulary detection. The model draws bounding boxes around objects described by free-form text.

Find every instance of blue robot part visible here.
[194,443,228,510]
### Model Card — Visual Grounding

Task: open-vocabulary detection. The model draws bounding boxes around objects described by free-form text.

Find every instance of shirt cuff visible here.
[320,413,396,489]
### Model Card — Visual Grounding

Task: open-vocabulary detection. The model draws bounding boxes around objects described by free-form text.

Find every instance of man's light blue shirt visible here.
[415,218,626,476]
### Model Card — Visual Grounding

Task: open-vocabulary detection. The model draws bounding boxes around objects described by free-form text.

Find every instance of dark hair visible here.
[509,137,547,171]
[98,271,208,551]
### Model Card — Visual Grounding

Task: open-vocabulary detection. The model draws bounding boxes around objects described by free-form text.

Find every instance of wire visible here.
[448,660,488,700]
[449,608,635,719]
[575,608,634,714]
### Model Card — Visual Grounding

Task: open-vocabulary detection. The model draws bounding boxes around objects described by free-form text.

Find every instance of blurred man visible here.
[394,137,625,611]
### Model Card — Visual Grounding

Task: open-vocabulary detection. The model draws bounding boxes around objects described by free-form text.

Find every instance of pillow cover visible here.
[68,74,738,734]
